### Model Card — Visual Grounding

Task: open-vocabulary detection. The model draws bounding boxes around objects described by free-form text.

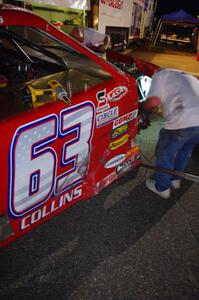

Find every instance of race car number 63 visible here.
[9,102,94,217]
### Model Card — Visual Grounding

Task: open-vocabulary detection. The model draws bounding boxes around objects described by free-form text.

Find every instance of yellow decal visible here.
[126,145,140,157]
[109,134,129,150]
[111,123,128,139]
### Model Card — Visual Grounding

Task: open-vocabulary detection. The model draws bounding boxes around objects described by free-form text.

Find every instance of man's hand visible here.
[98,35,111,52]
[98,44,107,52]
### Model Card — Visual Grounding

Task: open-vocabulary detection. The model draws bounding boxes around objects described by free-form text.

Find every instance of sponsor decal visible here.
[96,88,110,113]
[96,86,128,113]
[113,109,138,129]
[131,145,140,155]
[111,123,128,139]
[97,171,117,190]
[109,134,129,150]
[107,86,128,102]
[96,106,119,127]
[116,158,133,175]
[0,17,4,24]
[21,185,82,230]
[126,145,140,159]
[105,154,126,169]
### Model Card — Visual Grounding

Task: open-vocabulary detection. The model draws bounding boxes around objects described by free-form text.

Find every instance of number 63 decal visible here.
[9,102,94,217]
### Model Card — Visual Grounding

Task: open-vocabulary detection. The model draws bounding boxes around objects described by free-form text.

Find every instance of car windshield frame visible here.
[5,25,113,81]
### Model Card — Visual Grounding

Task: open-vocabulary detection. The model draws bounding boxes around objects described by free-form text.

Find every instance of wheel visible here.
[192,144,199,163]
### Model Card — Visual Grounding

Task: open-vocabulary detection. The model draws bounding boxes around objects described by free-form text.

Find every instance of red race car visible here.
[0,5,157,247]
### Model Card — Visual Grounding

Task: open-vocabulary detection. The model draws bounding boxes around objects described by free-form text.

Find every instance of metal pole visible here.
[140,162,199,183]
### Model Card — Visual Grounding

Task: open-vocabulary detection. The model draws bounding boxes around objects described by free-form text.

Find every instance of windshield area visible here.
[7,26,112,81]
[0,25,112,119]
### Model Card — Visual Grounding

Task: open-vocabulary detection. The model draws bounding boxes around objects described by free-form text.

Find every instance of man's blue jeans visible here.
[154,127,199,191]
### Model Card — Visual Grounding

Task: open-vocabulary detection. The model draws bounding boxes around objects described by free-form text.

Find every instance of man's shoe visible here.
[171,179,181,189]
[146,179,171,199]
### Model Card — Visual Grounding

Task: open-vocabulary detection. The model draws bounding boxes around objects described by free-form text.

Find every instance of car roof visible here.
[0,4,48,29]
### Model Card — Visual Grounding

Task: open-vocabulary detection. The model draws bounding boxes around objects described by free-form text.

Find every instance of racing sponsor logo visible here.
[107,86,128,102]
[96,107,119,127]
[116,158,133,175]
[105,154,126,169]
[21,185,82,230]
[96,86,128,113]
[111,123,128,139]
[96,171,117,190]
[96,88,110,113]
[109,134,129,150]
[126,145,140,161]
[113,109,138,129]
[132,145,140,153]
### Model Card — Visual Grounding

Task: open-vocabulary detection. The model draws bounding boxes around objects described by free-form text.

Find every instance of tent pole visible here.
[152,19,162,47]
[151,18,161,46]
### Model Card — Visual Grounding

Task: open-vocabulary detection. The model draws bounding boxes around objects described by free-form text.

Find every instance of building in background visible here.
[3,0,157,50]
[95,0,157,50]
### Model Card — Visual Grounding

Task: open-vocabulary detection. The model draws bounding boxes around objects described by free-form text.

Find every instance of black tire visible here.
[192,144,199,163]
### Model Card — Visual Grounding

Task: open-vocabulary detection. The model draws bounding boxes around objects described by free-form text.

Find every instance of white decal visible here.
[56,104,94,194]
[97,172,117,190]
[113,109,138,129]
[107,86,128,102]
[96,88,110,113]
[116,158,133,174]
[96,107,119,127]
[105,154,126,169]
[137,75,152,101]
[9,115,58,217]
[21,185,82,230]
[9,102,94,217]
[96,86,128,113]
[0,17,4,24]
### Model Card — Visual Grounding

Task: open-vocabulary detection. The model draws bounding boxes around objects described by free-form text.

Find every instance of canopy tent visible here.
[161,10,199,25]
[151,10,199,48]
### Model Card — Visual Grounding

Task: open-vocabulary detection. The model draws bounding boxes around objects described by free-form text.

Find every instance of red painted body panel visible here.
[0,5,144,247]
[106,50,159,77]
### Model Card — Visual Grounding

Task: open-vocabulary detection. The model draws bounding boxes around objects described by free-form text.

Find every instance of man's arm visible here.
[99,35,111,52]
[140,96,161,110]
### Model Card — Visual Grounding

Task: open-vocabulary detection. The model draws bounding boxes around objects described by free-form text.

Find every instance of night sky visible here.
[155,0,199,18]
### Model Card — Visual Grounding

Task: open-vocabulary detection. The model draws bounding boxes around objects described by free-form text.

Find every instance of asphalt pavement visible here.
[0,47,198,300]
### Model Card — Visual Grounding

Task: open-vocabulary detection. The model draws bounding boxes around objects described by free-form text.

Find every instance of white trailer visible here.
[97,0,156,51]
